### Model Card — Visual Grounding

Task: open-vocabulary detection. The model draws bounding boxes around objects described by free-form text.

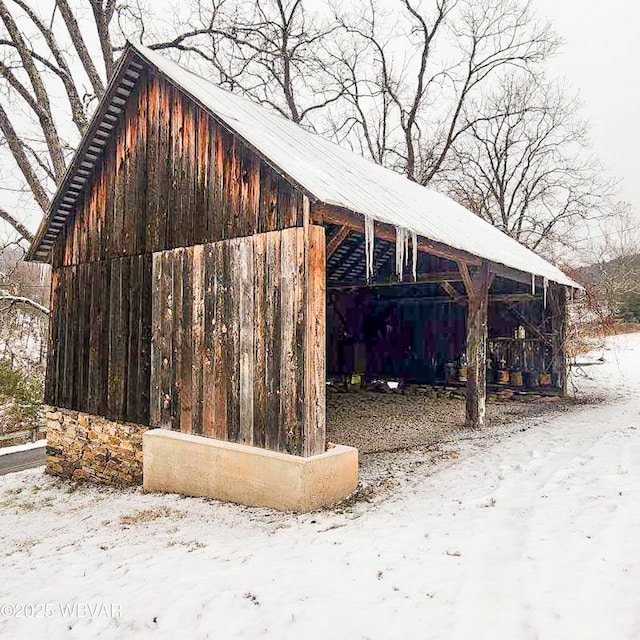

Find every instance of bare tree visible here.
[575,203,640,323]
[438,73,615,251]
[329,0,560,181]
[144,0,345,127]
[0,0,122,246]
[0,0,133,387]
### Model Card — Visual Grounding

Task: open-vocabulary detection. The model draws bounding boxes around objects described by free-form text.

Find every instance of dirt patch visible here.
[326,387,574,454]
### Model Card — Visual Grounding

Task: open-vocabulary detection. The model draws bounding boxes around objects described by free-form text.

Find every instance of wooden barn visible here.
[27,43,579,511]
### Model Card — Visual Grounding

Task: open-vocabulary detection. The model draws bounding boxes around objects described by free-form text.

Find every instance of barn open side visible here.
[27,42,578,512]
[324,227,568,392]
[320,225,570,452]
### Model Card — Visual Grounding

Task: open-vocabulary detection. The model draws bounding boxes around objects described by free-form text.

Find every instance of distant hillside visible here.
[574,254,640,287]
[574,253,640,322]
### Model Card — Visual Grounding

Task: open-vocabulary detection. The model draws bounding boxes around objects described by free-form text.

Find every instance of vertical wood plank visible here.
[179,248,193,432]
[126,255,141,419]
[146,72,160,253]
[264,230,282,451]
[179,99,194,248]
[304,223,327,455]
[238,236,254,445]
[123,87,138,254]
[252,234,267,448]
[44,269,60,405]
[138,253,153,425]
[168,86,183,249]
[78,262,90,412]
[159,250,174,429]
[225,239,241,441]
[194,108,209,244]
[135,74,148,254]
[293,227,306,456]
[201,243,215,436]
[191,244,205,435]
[113,126,127,256]
[65,266,77,407]
[211,240,228,439]
[170,248,183,430]
[99,260,111,413]
[280,229,298,454]
[150,252,163,427]
[103,137,116,258]
[107,257,130,419]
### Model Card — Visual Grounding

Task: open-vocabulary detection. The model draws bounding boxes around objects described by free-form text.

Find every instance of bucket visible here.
[510,370,523,387]
[498,369,510,385]
[458,365,468,382]
[540,373,552,387]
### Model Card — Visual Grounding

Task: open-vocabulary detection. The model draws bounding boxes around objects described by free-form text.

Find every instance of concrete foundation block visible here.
[143,429,358,512]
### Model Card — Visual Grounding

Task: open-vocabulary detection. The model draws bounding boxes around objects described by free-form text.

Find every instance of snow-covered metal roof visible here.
[28,42,580,288]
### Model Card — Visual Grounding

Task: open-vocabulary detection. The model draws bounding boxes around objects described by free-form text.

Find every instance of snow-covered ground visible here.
[1,333,639,640]
[0,439,46,456]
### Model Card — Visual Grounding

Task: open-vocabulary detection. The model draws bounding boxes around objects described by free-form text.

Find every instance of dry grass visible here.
[119,507,186,526]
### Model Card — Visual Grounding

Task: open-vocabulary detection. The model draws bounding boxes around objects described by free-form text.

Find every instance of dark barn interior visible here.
[324,225,561,391]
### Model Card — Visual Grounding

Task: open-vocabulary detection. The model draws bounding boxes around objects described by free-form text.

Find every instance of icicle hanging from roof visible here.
[543,277,548,309]
[405,232,409,267]
[411,232,418,281]
[531,273,535,295]
[364,214,375,282]
[395,226,407,281]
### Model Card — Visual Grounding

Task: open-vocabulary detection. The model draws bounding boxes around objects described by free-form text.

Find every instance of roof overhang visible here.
[26,46,145,262]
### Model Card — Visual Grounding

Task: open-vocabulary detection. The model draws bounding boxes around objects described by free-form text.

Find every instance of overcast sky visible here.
[2,0,638,242]
[533,0,640,218]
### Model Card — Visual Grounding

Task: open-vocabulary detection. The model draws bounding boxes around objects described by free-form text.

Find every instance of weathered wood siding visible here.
[46,66,313,430]
[52,69,306,268]
[150,227,326,456]
[45,255,152,424]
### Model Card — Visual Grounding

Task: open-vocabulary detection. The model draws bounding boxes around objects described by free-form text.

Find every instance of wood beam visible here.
[489,261,537,287]
[328,279,536,306]
[465,261,492,429]
[326,225,351,259]
[328,271,463,290]
[441,281,464,304]
[302,197,326,455]
[313,202,482,266]
[457,261,475,303]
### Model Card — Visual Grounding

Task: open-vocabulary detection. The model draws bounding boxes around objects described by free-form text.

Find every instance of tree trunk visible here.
[549,282,568,395]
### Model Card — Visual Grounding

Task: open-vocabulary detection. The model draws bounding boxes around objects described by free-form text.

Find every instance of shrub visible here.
[0,360,43,425]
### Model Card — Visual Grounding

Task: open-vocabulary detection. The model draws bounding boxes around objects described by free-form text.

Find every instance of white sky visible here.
[2,0,639,244]
[533,0,640,217]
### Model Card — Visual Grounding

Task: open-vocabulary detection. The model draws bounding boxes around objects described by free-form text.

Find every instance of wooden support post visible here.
[548,282,568,395]
[303,196,327,456]
[460,261,492,429]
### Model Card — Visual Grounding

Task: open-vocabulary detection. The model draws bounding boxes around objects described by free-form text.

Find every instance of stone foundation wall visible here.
[45,407,148,485]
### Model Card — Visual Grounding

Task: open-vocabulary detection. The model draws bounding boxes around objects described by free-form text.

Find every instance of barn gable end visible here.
[45,57,325,461]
